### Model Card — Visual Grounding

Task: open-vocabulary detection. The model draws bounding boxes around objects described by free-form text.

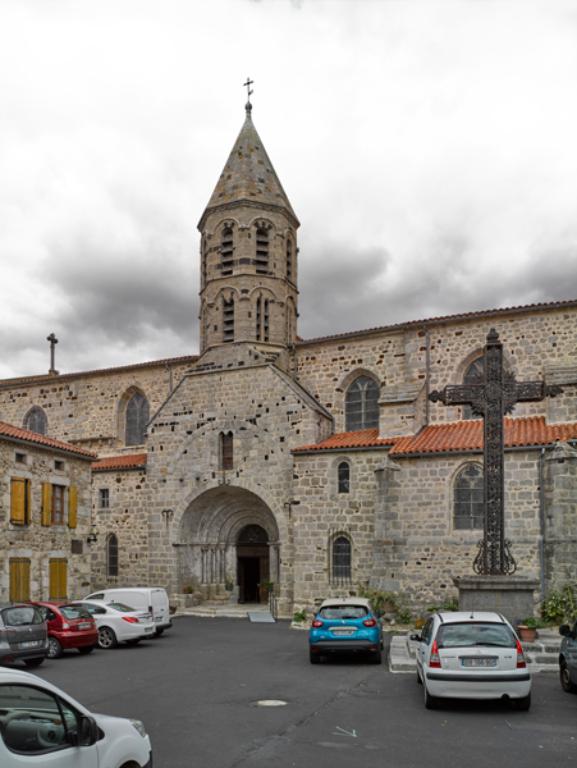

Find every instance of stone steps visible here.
[175,602,267,619]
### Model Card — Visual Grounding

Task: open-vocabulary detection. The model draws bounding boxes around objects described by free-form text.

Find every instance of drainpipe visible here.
[425,328,431,425]
[538,447,546,599]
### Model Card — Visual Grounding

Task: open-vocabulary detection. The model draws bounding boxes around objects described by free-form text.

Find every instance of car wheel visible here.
[47,637,62,659]
[154,628,164,637]
[424,682,438,710]
[98,627,118,650]
[560,662,577,693]
[309,650,320,664]
[77,646,95,655]
[512,693,531,711]
[24,657,44,668]
[369,649,382,664]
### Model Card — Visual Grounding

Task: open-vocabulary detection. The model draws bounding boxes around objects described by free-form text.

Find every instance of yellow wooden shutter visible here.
[49,559,67,600]
[41,483,52,526]
[10,479,26,525]
[68,485,78,529]
[26,479,31,525]
[9,559,30,602]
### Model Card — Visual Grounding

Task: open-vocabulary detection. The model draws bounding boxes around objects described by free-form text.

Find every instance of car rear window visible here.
[60,605,92,620]
[107,602,136,613]
[2,606,43,626]
[436,622,516,649]
[319,605,368,620]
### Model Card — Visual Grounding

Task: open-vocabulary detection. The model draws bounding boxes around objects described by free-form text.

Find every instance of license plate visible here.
[461,657,497,668]
[144,627,154,633]
[154,617,162,623]
[19,640,41,649]
[77,623,91,630]
[332,628,355,636]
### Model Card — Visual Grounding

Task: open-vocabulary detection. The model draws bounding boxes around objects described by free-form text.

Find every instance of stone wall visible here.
[0,440,92,601]
[544,442,577,590]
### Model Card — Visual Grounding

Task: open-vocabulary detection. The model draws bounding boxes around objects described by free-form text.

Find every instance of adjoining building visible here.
[0,103,576,616]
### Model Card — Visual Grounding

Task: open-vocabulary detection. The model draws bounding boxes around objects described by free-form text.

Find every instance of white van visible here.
[0,668,152,767]
[83,588,172,636]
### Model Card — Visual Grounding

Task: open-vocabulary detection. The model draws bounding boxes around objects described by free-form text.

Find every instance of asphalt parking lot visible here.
[31,616,577,768]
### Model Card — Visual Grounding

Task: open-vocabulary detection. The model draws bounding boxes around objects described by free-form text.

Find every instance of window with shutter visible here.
[9,559,30,602]
[10,478,30,525]
[49,559,67,600]
[41,483,52,526]
[68,485,78,529]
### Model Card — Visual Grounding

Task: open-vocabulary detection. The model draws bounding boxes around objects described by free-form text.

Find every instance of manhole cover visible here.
[255,699,288,707]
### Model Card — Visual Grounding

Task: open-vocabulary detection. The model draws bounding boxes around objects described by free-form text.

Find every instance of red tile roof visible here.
[292,417,577,456]
[92,453,148,472]
[0,421,96,459]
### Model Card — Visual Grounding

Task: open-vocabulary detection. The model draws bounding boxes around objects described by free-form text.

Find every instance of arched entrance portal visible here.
[178,486,280,605]
[237,524,269,604]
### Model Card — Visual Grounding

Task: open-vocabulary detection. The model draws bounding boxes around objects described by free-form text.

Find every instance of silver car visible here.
[412,611,531,710]
[0,604,48,668]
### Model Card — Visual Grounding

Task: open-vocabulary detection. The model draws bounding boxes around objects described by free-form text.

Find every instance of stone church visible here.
[1,103,577,618]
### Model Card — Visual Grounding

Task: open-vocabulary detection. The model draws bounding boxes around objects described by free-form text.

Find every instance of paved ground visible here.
[32,617,577,768]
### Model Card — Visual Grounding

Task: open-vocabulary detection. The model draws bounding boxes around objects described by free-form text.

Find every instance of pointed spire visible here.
[199,95,299,229]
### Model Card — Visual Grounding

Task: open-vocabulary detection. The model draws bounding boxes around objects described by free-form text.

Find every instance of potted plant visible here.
[517,617,539,642]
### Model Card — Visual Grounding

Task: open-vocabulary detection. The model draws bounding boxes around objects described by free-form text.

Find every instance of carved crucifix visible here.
[429,328,562,575]
[46,332,59,375]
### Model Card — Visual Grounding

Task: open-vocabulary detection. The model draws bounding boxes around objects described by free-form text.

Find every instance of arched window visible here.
[221,226,234,276]
[463,356,484,420]
[331,535,352,583]
[256,296,262,341]
[23,406,48,435]
[454,463,484,530]
[263,299,270,342]
[255,295,269,342]
[345,376,379,431]
[220,431,233,470]
[125,392,149,446]
[106,533,118,577]
[223,298,234,342]
[255,226,269,274]
[286,237,293,282]
[337,462,350,493]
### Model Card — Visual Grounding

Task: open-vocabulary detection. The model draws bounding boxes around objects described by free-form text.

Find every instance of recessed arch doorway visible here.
[178,486,280,605]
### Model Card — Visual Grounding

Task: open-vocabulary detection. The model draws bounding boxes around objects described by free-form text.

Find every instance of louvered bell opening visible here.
[256,228,269,274]
[221,228,234,276]
[223,300,235,342]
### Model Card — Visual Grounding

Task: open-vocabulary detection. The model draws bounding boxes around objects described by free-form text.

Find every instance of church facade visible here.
[1,104,577,618]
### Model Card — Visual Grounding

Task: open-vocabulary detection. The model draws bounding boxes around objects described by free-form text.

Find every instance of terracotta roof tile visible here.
[92,453,148,472]
[0,421,96,459]
[293,417,577,456]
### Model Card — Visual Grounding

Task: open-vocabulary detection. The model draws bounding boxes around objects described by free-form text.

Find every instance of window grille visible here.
[223,299,234,342]
[23,406,47,435]
[255,227,269,274]
[337,462,350,493]
[331,535,352,583]
[106,533,119,577]
[454,463,484,529]
[125,392,149,445]
[220,432,233,470]
[221,226,234,276]
[345,376,380,431]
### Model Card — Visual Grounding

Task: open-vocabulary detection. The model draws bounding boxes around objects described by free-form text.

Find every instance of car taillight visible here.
[311,619,323,628]
[122,617,139,624]
[429,639,442,668]
[516,638,527,668]
[363,618,377,627]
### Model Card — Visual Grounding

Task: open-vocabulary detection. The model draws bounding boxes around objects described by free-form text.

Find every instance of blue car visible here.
[559,620,577,693]
[309,598,383,664]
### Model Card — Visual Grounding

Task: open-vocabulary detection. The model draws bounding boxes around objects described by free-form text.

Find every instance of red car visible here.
[31,601,98,658]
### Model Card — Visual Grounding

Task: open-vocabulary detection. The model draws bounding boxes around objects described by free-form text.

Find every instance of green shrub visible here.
[293,609,307,623]
[541,585,577,624]
[358,586,398,616]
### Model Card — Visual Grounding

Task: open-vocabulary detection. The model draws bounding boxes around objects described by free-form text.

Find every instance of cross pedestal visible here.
[454,575,540,626]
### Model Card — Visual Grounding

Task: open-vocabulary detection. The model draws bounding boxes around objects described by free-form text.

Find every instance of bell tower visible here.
[197,95,300,355]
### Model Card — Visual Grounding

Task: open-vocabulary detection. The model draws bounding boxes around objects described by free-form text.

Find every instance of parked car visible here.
[31,602,98,659]
[70,601,155,649]
[83,587,172,636]
[559,620,577,693]
[0,604,48,668]
[411,611,531,710]
[0,667,152,766]
[309,598,383,664]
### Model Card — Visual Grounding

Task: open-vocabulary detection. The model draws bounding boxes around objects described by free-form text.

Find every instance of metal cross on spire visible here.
[429,329,562,576]
[47,332,59,375]
[243,77,254,114]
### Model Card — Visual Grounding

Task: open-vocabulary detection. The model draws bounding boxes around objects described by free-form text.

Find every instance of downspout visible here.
[538,447,546,599]
[425,328,431,425]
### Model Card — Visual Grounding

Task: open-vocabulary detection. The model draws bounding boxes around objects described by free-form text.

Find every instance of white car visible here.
[72,601,155,650]
[0,667,151,767]
[412,611,532,710]
[84,587,172,636]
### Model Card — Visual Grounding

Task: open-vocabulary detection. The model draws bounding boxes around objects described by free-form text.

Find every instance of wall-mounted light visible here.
[86,526,98,545]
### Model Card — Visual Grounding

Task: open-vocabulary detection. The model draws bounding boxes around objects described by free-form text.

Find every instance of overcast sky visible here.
[1,0,577,378]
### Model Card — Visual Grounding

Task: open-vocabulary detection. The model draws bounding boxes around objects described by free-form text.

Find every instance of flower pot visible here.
[517,625,538,642]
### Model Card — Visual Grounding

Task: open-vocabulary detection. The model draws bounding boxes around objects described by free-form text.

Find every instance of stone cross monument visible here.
[429,329,562,618]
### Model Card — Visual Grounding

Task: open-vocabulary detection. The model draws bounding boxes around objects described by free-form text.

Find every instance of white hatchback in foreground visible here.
[71,601,155,649]
[412,611,531,710]
[0,668,151,767]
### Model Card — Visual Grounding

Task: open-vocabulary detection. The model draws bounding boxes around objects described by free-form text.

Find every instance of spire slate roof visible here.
[200,105,298,227]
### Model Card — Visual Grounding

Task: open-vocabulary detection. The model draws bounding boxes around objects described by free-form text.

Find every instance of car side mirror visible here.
[72,715,98,747]
[410,633,422,642]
